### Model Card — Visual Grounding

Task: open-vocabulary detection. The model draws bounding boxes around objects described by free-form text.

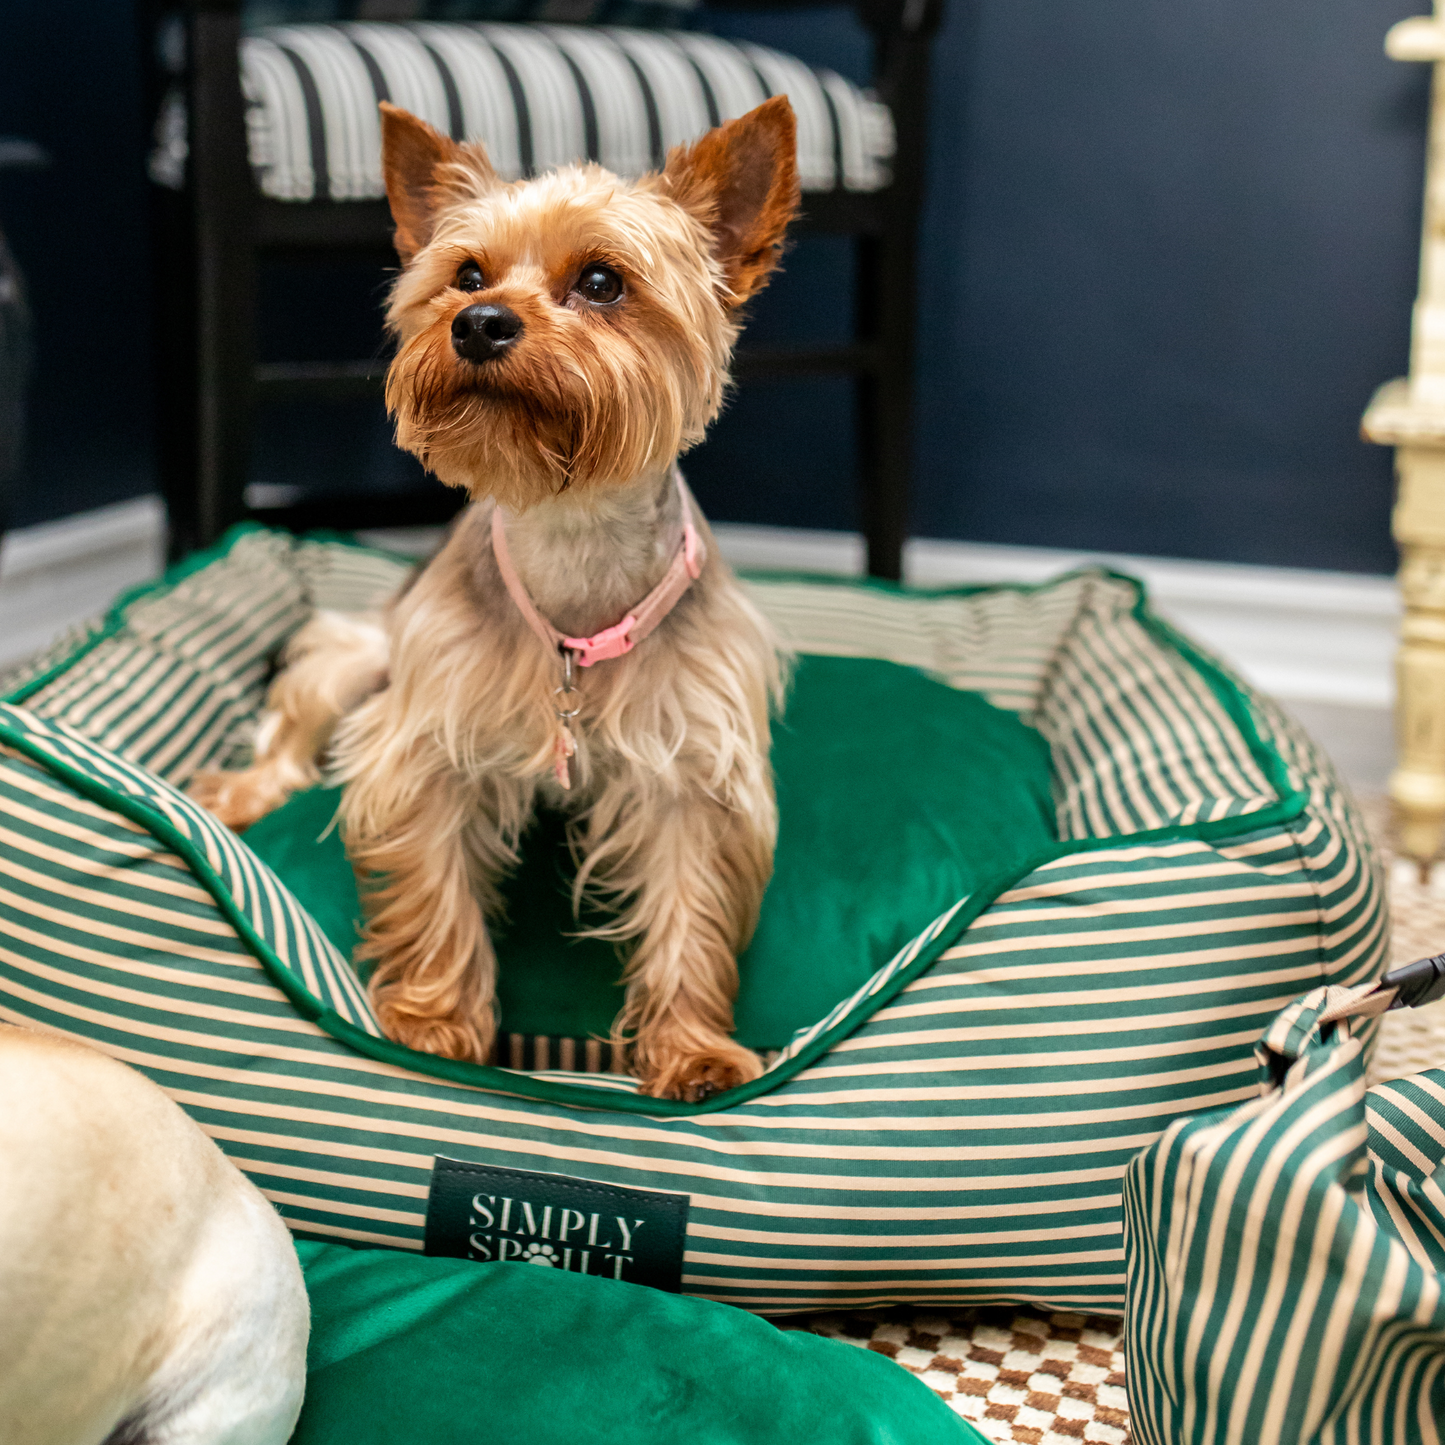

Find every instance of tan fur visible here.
[192,611,389,831]
[0,1025,308,1445]
[382,96,798,504]
[192,99,798,1101]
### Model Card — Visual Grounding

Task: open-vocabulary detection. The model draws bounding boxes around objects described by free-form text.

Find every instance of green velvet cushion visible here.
[293,1240,983,1444]
[245,653,1056,1049]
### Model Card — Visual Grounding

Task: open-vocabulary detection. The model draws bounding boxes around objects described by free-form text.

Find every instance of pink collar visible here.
[490,471,705,668]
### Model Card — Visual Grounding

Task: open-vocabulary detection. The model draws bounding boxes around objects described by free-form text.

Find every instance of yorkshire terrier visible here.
[191,97,798,1101]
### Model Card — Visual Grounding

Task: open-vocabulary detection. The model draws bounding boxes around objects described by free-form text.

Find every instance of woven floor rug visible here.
[784,793,1445,1444]
[793,1305,1129,1443]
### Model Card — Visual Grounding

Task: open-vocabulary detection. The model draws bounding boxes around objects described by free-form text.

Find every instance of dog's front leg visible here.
[589,786,772,1102]
[346,757,528,1065]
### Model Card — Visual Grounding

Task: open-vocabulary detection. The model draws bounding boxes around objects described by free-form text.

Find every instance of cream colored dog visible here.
[0,1025,309,1445]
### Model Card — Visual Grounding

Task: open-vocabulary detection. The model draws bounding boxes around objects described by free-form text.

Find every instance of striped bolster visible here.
[240,21,894,199]
[1123,998,1445,1445]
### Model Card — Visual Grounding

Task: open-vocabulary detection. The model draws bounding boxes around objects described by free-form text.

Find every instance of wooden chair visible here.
[140,0,942,578]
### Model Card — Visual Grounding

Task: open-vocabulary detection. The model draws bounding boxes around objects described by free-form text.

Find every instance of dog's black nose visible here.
[451,303,524,363]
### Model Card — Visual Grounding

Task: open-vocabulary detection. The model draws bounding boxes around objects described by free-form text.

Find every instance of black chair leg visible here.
[856,10,937,582]
[151,182,200,559]
[153,1,255,560]
[855,223,916,584]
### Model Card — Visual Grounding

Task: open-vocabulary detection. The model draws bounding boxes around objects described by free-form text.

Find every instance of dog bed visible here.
[0,525,1387,1312]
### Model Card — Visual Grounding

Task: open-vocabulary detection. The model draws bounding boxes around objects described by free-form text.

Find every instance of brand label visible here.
[423,1156,690,1293]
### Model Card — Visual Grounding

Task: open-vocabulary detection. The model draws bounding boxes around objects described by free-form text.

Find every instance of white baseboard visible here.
[715,525,1400,710]
[0,497,1399,710]
[0,497,166,672]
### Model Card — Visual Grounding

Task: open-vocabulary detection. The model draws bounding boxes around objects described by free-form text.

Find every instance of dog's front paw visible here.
[638,1041,763,1102]
[376,1002,495,1065]
[188,768,287,832]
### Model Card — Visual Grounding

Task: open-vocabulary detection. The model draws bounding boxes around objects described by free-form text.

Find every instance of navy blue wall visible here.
[0,0,153,531]
[912,0,1427,573]
[0,0,1429,573]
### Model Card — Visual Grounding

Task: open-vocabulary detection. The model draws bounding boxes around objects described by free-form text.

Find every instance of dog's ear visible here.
[380,102,499,264]
[662,96,800,308]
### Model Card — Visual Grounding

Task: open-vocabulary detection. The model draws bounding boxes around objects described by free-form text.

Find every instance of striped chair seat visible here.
[240,21,895,201]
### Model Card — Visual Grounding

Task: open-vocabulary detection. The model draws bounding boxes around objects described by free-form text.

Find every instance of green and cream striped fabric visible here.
[0,527,1387,1310]
[3,530,399,780]
[1123,983,1445,1444]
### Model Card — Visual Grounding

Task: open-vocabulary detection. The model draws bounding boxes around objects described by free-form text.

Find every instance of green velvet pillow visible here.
[244,654,1056,1050]
[293,1240,983,1445]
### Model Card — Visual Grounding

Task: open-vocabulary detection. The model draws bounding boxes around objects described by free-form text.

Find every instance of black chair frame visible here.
[141,0,942,578]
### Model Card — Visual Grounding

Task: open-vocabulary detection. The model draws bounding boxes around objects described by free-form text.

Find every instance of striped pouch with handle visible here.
[1124,955,1445,1444]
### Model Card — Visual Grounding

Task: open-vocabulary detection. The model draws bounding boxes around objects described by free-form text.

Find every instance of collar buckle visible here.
[562,617,638,668]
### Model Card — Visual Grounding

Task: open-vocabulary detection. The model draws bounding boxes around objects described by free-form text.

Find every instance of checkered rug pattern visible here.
[792,1307,1127,1443]
[788,792,1445,1443]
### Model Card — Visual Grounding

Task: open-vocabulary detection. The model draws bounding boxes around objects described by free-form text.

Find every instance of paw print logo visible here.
[522,1242,559,1267]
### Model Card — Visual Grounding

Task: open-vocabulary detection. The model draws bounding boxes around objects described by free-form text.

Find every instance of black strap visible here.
[817,79,844,192]
[486,38,535,177]
[346,35,391,108]
[615,45,664,172]
[276,43,332,202]
[421,40,466,142]
[555,46,601,164]
[682,52,721,131]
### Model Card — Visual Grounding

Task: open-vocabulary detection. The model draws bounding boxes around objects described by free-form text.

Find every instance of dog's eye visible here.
[456,261,486,293]
[575,265,623,305]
